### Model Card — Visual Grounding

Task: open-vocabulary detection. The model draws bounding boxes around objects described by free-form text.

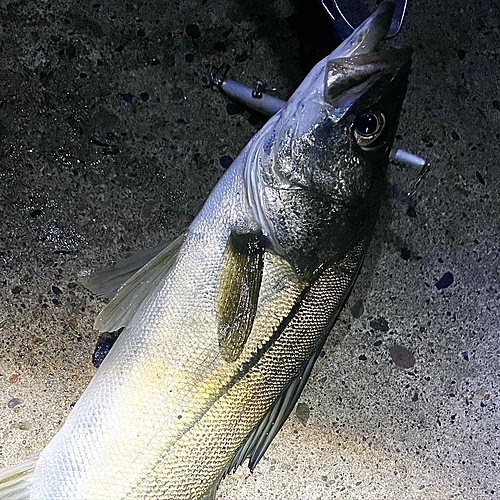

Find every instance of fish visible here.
[0,3,412,499]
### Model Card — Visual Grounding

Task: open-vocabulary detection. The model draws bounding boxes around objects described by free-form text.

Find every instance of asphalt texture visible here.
[1,0,499,499]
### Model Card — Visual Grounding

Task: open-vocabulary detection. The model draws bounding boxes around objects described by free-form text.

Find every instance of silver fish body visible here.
[0,4,411,499]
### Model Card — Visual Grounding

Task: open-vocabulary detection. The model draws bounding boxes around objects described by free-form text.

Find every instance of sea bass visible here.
[0,3,411,499]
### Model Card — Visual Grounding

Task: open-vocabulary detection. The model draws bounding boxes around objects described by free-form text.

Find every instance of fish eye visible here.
[353,111,386,149]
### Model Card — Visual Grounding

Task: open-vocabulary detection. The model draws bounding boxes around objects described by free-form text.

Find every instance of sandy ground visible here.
[1,0,499,498]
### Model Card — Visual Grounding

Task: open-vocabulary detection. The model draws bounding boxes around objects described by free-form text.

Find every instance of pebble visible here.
[219,155,233,169]
[295,402,310,426]
[475,170,485,185]
[389,345,416,369]
[400,247,411,261]
[185,24,201,39]
[8,397,24,409]
[370,317,389,332]
[170,87,184,101]
[406,205,417,218]
[350,298,364,318]
[213,41,226,52]
[435,271,454,290]
[30,208,43,218]
[226,102,244,115]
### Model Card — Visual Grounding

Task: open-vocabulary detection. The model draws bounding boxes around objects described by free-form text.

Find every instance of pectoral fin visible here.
[87,233,186,332]
[216,231,267,362]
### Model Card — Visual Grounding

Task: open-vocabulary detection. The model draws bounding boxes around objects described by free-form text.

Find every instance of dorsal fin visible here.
[83,233,186,332]
[80,239,176,300]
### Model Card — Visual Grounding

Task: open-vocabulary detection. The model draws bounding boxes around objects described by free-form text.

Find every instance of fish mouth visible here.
[322,2,412,114]
[330,2,396,59]
[325,47,412,107]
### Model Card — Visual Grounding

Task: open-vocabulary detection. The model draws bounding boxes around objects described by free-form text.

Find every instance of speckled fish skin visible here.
[1,5,411,500]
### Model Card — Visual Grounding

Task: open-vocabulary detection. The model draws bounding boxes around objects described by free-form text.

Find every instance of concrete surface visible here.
[0,0,499,498]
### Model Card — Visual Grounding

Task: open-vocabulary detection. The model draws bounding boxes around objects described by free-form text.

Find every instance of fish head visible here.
[320,46,413,199]
[256,44,412,276]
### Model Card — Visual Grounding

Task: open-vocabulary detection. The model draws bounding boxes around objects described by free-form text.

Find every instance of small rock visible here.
[121,93,133,103]
[164,54,175,67]
[30,208,43,218]
[213,41,226,52]
[8,374,19,384]
[8,397,24,409]
[435,271,454,290]
[389,345,415,369]
[11,422,31,430]
[141,199,159,219]
[226,102,244,115]
[400,247,411,261]
[169,87,184,101]
[350,298,364,318]
[406,205,417,218]
[235,52,249,63]
[370,317,389,332]
[295,402,310,426]
[219,155,233,169]
[186,23,201,39]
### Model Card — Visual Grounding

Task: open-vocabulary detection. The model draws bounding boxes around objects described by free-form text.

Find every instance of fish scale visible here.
[125,244,362,499]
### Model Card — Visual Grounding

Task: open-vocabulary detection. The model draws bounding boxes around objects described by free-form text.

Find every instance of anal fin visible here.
[225,241,368,475]
[225,347,321,476]
[0,453,39,500]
